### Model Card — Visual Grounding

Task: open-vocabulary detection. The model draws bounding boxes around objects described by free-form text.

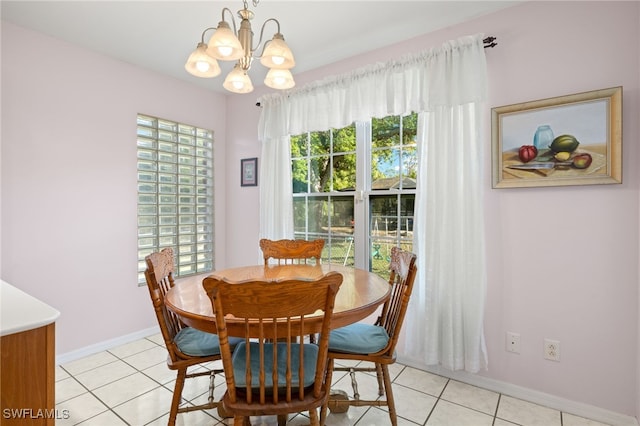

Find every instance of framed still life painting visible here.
[491,86,622,188]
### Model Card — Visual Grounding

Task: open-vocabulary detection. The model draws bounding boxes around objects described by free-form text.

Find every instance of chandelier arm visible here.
[221,7,238,34]
[199,27,218,43]
[254,18,281,57]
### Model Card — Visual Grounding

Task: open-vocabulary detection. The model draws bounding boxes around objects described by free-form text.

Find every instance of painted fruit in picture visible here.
[572,153,593,169]
[549,134,580,153]
[518,145,538,163]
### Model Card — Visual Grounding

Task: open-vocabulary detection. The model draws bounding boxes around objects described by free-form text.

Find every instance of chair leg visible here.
[233,415,247,426]
[277,413,288,425]
[308,408,319,426]
[381,364,397,426]
[169,368,187,426]
[320,359,334,423]
[375,363,385,396]
[217,404,231,418]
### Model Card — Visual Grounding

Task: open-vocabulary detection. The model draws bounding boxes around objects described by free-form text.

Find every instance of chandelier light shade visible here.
[205,21,244,61]
[184,42,221,78]
[223,65,254,93]
[260,33,295,69]
[264,68,295,90]
[185,0,296,94]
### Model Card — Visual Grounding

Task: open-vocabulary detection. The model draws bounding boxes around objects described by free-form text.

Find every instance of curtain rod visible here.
[256,36,497,107]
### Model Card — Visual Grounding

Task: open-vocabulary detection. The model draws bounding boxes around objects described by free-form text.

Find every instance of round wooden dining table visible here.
[164,263,390,334]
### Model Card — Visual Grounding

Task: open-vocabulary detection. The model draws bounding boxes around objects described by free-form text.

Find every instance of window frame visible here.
[136,114,215,285]
[291,113,417,275]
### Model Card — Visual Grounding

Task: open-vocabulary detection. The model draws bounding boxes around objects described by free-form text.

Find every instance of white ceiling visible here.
[1,1,519,93]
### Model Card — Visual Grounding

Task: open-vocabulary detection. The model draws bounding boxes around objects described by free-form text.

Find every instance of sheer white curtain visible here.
[258,135,294,240]
[257,34,488,372]
[405,105,488,373]
[256,95,294,240]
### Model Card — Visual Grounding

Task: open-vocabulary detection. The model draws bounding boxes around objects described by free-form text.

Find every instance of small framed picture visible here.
[491,86,622,188]
[241,157,258,187]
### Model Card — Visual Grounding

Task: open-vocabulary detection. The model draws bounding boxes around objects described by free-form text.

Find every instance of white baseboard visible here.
[56,326,160,366]
[397,356,638,426]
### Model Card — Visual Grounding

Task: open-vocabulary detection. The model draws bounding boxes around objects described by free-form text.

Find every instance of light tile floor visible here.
[55,334,610,426]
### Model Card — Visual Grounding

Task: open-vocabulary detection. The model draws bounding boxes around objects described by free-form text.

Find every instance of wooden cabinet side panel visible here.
[1,323,56,425]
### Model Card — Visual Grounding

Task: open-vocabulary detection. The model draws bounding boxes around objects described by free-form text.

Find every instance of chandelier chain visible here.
[243,0,260,9]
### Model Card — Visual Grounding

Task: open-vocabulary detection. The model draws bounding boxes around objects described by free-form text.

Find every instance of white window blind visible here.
[137,114,214,284]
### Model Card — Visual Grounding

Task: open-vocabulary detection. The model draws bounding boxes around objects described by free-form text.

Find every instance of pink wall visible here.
[1,22,228,354]
[224,94,263,267]
[224,1,640,417]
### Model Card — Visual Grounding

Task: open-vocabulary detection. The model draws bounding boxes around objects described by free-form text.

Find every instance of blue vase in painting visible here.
[533,125,554,150]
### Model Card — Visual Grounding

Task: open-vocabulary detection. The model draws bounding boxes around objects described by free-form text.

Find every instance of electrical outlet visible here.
[544,339,560,361]
[506,332,520,354]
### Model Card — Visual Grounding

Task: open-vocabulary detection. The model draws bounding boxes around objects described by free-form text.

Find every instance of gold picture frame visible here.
[491,86,622,188]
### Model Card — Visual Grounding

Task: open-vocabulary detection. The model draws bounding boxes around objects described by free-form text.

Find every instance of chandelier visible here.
[185,0,295,94]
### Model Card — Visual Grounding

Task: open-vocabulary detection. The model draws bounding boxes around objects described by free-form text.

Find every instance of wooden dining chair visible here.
[260,238,326,344]
[259,238,325,265]
[144,248,231,425]
[202,271,343,426]
[320,246,417,426]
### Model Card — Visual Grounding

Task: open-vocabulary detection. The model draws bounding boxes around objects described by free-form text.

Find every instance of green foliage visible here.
[291,134,308,192]
[291,113,417,193]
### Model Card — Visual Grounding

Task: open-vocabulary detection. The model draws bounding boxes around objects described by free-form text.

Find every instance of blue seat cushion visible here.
[174,327,242,357]
[328,323,390,354]
[232,342,318,388]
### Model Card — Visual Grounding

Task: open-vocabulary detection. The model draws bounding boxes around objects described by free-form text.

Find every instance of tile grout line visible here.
[425,378,451,425]
[436,391,503,424]
[114,344,223,425]
[492,393,502,426]
[59,340,172,425]
[58,364,132,426]
[106,343,186,426]
[383,373,452,425]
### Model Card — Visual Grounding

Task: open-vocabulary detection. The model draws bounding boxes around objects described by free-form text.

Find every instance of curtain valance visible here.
[258,33,487,139]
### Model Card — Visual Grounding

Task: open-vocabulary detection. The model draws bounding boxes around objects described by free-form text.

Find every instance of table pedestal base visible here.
[327,390,350,413]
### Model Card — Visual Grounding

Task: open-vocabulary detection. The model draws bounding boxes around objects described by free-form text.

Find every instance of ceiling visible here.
[1,1,519,94]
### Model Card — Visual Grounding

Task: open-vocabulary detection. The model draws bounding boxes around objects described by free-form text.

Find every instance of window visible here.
[369,114,416,277]
[291,125,356,268]
[136,114,214,284]
[291,113,417,278]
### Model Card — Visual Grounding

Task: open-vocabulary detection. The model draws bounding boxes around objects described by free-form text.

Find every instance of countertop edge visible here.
[1,280,61,337]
